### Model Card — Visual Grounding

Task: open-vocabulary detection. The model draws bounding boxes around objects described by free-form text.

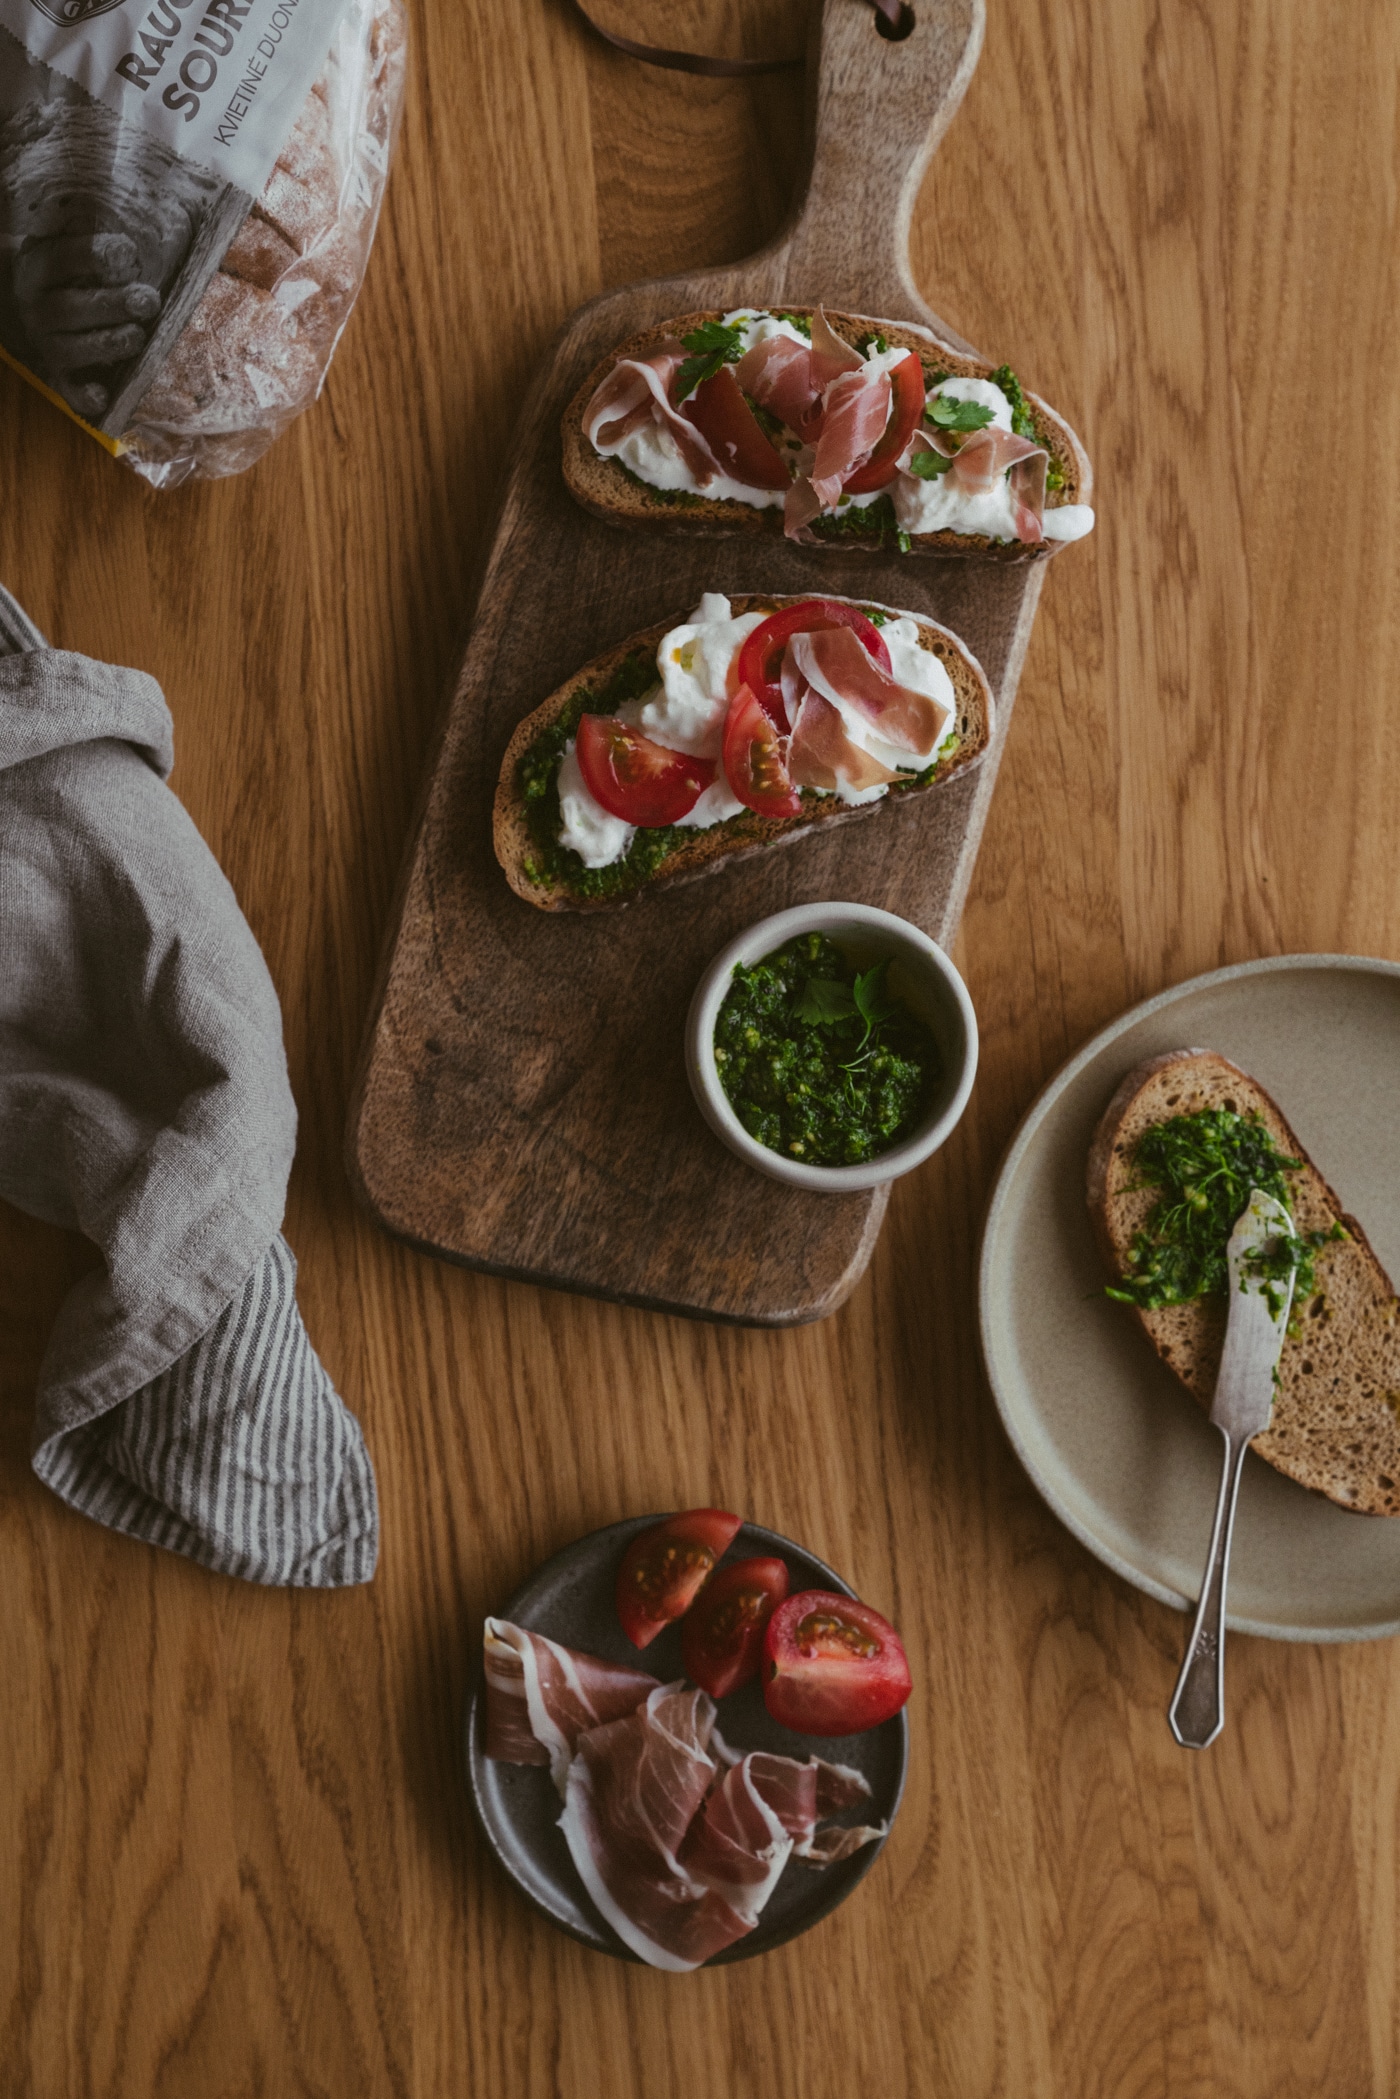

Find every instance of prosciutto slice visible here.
[558,1685,755,1972]
[903,424,1050,544]
[583,346,726,487]
[788,688,900,795]
[482,1619,658,1795]
[735,333,822,434]
[790,625,951,757]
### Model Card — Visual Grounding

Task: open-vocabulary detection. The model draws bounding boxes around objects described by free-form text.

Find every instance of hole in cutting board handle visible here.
[874,2,916,41]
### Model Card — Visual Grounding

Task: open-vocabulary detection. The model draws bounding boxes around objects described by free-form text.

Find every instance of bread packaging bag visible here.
[0,0,405,484]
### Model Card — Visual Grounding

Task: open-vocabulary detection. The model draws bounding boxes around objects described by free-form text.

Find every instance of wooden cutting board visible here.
[347,0,1066,1327]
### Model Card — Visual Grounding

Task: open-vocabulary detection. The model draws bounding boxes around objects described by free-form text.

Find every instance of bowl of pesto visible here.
[685,903,978,1191]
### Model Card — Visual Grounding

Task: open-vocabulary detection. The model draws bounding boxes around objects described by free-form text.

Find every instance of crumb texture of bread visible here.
[1088,1049,1400,1516]
[561,308,1090,561]
[493,594,992,914]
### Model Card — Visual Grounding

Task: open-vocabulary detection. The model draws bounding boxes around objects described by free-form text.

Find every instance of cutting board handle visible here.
[777,0,985,322]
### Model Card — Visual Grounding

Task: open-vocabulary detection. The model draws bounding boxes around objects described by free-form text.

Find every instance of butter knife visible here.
[1168,1188,1297,1749]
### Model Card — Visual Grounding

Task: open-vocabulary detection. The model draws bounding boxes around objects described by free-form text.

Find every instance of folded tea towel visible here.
[0,589,377,1586]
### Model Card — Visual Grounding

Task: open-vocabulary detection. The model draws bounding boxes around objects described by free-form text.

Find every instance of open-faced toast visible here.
[562,307,1093,562]
[1088,1048,1400,1516]
[493,593,993,913]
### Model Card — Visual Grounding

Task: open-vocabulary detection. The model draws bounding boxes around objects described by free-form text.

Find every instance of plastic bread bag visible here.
[0,0,405,487]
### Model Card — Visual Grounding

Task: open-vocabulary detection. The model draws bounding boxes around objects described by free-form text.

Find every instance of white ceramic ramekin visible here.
[685,902,978,1192]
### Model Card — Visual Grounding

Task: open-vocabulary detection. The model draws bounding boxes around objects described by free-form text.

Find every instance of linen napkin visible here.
[0,588,377,1586]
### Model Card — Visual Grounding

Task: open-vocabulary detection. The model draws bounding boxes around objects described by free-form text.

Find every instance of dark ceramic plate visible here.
[464,1516,909,1964]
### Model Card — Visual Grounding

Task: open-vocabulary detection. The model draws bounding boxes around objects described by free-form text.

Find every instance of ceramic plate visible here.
[464,1517,908,1962]
[979,955,1400,1642]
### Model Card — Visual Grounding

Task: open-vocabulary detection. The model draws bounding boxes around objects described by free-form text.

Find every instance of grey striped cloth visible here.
[0,588,377,1586]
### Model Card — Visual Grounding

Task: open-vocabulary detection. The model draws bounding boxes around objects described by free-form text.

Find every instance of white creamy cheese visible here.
[891,376,1021,541]
[556,740,634,868]
[1041,503,1096,543]
[554,594,961,869]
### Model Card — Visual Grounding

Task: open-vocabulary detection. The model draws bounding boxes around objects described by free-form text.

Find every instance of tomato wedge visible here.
[680,1556,789,1699]
[576,713,716,827]
[762,1590,912,1735]
[683,367,790,491]
[735,599,892,728]
[615,1509,742,1649]
[842,352,926,494]
[722,682,803,819]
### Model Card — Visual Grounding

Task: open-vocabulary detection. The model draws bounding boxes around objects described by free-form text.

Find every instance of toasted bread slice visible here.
[1088,1049,1400,1516]
[493,593,993,913]
[561,308,1091,562]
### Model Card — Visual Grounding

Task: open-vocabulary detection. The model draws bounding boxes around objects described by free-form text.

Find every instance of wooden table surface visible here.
[4,1,1399,2092]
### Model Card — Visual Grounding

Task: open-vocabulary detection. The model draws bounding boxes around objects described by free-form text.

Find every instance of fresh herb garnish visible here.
[717,934,939,1166]
[924,393,995,434]
[906,447,953,480]
[674,320,746,401]
[1106,1108,1342,1312]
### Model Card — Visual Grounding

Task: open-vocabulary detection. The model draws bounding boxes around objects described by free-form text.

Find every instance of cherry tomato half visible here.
[576,713,716,827]
[762,1590,912,1735]
[683,367,791,491]
[842,353,926,494]
[721,683,803,819]
[680,1556,790,1699]
[735,600,892,727]
[615,1508,742,1649]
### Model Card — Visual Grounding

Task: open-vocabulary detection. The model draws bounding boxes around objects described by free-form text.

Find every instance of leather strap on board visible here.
[566,0,911,77]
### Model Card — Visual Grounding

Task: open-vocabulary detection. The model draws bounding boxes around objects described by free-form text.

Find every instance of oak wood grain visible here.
[3,0,1400,2093]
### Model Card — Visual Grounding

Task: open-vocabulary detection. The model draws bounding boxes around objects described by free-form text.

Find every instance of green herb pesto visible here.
[1106,1108,1345,1313]
[988,363,1065,494]
[809,493,904,550]
[618,463,705,509]
[715,933,940,1166]
[773,311,812,339]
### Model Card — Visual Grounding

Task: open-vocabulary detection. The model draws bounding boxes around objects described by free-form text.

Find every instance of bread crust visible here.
[1088,1048,1400,1516]
[493,593,993,914]
[561,309,1092,564]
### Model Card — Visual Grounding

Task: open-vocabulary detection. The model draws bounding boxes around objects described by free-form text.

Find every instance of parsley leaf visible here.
[854,960,899,1031]
[674,320,746,401]
[796,977,858,1026]
[907,447,953,480]
[925,394,995,434]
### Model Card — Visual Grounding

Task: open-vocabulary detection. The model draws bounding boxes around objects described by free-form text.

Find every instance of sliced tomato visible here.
[576,713,715,827]
[842,352,926,494]
[722,682,803,819]
[683,368,790,491]
[736,600,892,727]
[680,1556,789,1699]
[762,1590,911,1735]
[615,1509,742,1649]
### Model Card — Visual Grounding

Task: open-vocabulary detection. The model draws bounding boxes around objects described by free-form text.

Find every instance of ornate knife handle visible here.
[1168,1425,1251,1749]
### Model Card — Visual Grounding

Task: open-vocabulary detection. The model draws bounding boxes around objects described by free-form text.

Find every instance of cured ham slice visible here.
[683,367,791,491]
[785,355,892,536]
[903,424,1050,544]
[735,334,821,434]
[790,625,951,758]
[482,1619,658,1795]
[808,305,866,389]
[788,688,900,796]
[583,347,726,487]
[558,1684,754,1972]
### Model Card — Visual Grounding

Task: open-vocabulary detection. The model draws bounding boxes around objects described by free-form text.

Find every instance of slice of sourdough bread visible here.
[493,594,993,914]
[561,308,1091,562]
[1088,1049,1400,1516]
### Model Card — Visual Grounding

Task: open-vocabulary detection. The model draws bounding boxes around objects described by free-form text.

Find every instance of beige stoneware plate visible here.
[979,955,1400,1642]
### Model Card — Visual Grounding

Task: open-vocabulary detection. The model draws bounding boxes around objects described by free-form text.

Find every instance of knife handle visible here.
[1168,1425,1250,1749]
